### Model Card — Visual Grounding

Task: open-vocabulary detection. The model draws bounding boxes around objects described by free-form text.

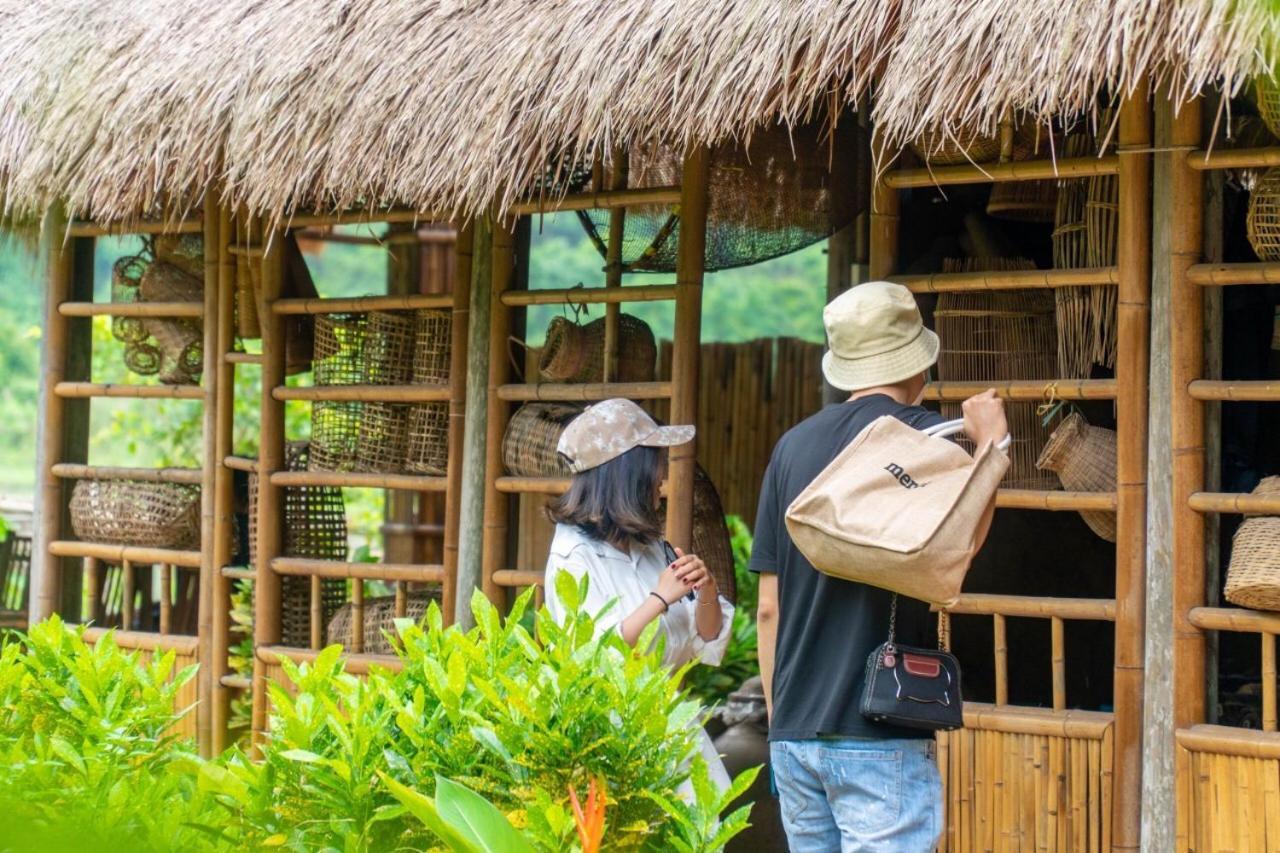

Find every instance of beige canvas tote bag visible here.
[784,417,1010,607]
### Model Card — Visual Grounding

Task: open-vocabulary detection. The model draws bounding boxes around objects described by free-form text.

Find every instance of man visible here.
[751,281,1007,852]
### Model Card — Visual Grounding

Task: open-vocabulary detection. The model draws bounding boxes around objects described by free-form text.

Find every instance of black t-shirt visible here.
[750,394,945,741]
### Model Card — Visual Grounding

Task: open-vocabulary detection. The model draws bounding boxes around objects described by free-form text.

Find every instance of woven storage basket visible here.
[1035,412,1117,541]
[691,466,737,605]
[1258,77,1280,140]
[935,260,1058,490]
[539,314,656,383]
[355,311,417,473]
[909,127,1000,166]
[406,310,453,475]
[326,590,440,654]
[249,442,348,647]
[70,480,201,549]
[140,261,204,384]
[987,180,1057,223]
[310,313,367,471]
[1247,168,1280,261]
[1224,477,1280,610]
[503,402,585,477]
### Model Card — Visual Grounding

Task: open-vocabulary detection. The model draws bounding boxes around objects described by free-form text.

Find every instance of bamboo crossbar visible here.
[494,476,571,495]
[50,463,202,485]
[223,455,258,473]
[272,384,450,402]
[897,267,1119,293]
[501,284,678,307]
[1186,147,1280,171]
[1188,606,1280,634]
[962,702,1114,739]
[55,381,204,400]
[995,489,1118,511]
[1176,724,1280,759]
[58,301,204,318]
[1188,492,1280,514]
[68,219,202,237]
[226,245,264,258]
[382,522,446,537]
[510,185,681,214]
[497,380,672,402]
[220,674,252,690]
[269,470,447,491]
[272,294,453,314]
[256,644,403,675]
[1187,262,1280,286]
[1187,380,1280,400]
[270,558,445,583]
[284,209,445,228]
[223,351,263,365]
[492,569,546,587]
[80,627,199,654]
[295,229,455,247]
[945,593,1116,621]
[50,540,201,568]
[923,379,1116,401]
[221,567,254,580]
[884,155,1119,189]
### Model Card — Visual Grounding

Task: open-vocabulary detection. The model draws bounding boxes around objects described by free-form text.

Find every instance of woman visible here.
[544,398,735,791]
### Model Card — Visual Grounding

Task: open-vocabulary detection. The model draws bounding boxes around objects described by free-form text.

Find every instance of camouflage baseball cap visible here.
[557,398,695,473]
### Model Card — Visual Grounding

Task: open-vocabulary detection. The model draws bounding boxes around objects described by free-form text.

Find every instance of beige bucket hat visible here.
[821,281,940,392]
[557,398,695,473]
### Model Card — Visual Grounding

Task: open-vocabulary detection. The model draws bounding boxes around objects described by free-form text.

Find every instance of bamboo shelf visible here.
[55,381,205,400]
[497,380,672,402]
[510,185,681,215]
[494,476,571,494]
[68,219,202,237]
[58,301,204,318]
[50,463,203,485]
[223,351,263,365]
[995,489,1118,511]
[1187,380,1280,401]
[1188,491,1280,514]
[1186,262,1280,286]
[897,267,1118,293]
[501,284,678,306]
[946,593,1116,621]
[923,378,1116,401]
[884,155,1119,189]
[271,383,450,403]
[273,294,453,314]
[1188,606,1280,634]
[49,540,202,569]
[268,470,448,491]
[1186,147,1280,171]
[270,558,445,583]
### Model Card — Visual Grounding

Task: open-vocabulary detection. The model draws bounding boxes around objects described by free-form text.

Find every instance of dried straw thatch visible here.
[0,0,1275,223]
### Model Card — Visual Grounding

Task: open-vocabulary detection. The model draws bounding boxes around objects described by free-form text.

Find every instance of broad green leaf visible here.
[280,748,323,763]
[378,772,481,853]
[434,775,536,853]
[552,568,581,613]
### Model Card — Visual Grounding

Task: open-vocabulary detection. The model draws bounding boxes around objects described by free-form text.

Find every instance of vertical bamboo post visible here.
[603,149,628,382]
[454,216,493,627]
[309,576,322,649]
[665,146,709,550]
[1263,633,1277,733]
[441,222,474,625]
[210,200,236,753]
[869,157,900,281]
[251,221,286,749]
[479,219,515,607]
[351,579,365,653]
[1114,86,1152,853]
[84,557,100,623]
[121,559,135,629]
[195,197,222,756]
[1051,616,1066,711]
[159,563,172,635]
[824,222,855,405]
[993,613,1008,705]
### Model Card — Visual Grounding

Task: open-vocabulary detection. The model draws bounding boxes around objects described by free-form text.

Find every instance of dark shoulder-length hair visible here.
[548,445,664,550]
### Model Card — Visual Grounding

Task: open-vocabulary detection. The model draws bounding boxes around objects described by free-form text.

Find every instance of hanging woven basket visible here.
[70,480,201,550]
[539,313,656,384]
[1257,76,1280,140]
[1224,477,1280,611]
[1035,412,1117,542]
[502,402,585,477]
[139,261,204,384]
[327,591,440,654]
[405,310,453,476]
[1248,167,1280,261]
[910,126,1001,166]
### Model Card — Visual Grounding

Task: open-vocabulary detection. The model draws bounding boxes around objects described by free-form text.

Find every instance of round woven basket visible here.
[326,591,440,654]
[909,127,1001,166]
[502,402,585,477]
[1248,168,1280,261]
[1257,77,1280,140]
[1224,477,1280,611]
[70,479,201,550]
[1035,412,1117,542]
[539,314,656,383]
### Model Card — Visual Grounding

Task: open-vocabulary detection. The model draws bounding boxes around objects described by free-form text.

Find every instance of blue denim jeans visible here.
[770,737,942,852]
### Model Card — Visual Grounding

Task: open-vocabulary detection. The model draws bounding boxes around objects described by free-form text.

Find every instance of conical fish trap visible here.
[539,313,656,383]
[309,313,368,472]
[1035,412,1117,541]
[1224,477,1280,611]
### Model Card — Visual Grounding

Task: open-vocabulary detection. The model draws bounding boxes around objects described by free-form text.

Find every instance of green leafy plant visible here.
[646,759,761,853]
[382,772,536,853]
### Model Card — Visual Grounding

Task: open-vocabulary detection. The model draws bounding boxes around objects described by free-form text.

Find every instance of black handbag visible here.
[860,595,963,731]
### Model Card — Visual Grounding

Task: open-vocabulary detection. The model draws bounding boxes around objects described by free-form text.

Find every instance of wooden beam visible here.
[48,540,202,568]
[196,203,220,757]
[509,185,681,215]
[55,382,204,400]
[1187,380,1280,401]
[944,594,1116,621]
[884,155,1118,189]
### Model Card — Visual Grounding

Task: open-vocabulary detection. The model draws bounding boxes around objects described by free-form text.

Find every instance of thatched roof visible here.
[1,0,1276,223]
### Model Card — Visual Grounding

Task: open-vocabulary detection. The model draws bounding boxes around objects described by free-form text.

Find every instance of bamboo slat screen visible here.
[1177,737,1280,852]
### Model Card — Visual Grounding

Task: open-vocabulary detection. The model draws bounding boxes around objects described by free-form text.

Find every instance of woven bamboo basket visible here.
[1247,168,1280,261]
[1224,477,1280,610]
[539,314,656,383]
[1035,412,1117,541]
[326,591,440,654]
[249,442,348,647]
[909,126,1001,166]
[987,180,1057,223]
[355,311,417,473]
[140,261,204,384]
[935,260,1058,490]
[70,480,201,549]
[309,313,368,471]
[1257,77,1280,140]
[690,466,737,605]
[1052,133,1093,269]
[502,402,585,477]
[405,310,453,475]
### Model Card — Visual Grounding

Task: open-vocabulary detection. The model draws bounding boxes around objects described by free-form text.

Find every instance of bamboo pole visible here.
[271,558,445,583]
[1263,633,1277,733]
[479,219,515,609]
[309,576,322,650]
[994,489,1117,511]
[58,301,204,318]
[993,614,1009,705]
[81,626,200,654]
[273,293,453,314]
[1052,617,1066,712]
[501,284,676,307]
[224,352,263,366]
[944,594,1116,621]
[223,455,258,473]
[121,559,135,630]
[1188,607,1280,634]
[665,146,709,552]
[67,218,203,237]
[494,476,572,494]
[54,382,205,400]
[1176,725,1280,759]
[1187,262,1280,286]
[492,569,546,587]
[256,644,402,675]
[351,577,365,653]
[1189,492,1280,514]
[1186,380,1280,401]
[221,567,254,581]
[509,185,680,215]
[210,200,236,754]
[884,155,1119,189]
[1186,147,1280,171]
[441,222,473,626]
[272,384,450,403]
[897,267,1119,293]
[48,540,202,568]
[603,149,628,383]
[159,564,172,635]
[869,164,899,281]
[923,379,1116,401]
[50,464,203,484]
[195,199,220,757]
[497,380,672,402]
[251,220,286,750]
[1113,87,1152,853]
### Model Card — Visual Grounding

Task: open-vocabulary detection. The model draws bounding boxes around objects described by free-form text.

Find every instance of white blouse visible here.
[543,523,735,669]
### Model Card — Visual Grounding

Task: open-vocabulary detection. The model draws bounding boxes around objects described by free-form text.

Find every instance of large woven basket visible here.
[310,313,367,471]
[1258,77,1280,140]
[1224,477,1280,611]
[405,310,453,475]
[909,127,1000,166]
[1248,168,1280,261]
[140,261,205,384]
[70,480,201,550]
[502,402,585,477]
[326,591,440,654]
[1035,412,1117,541]
[539,314,656,383]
